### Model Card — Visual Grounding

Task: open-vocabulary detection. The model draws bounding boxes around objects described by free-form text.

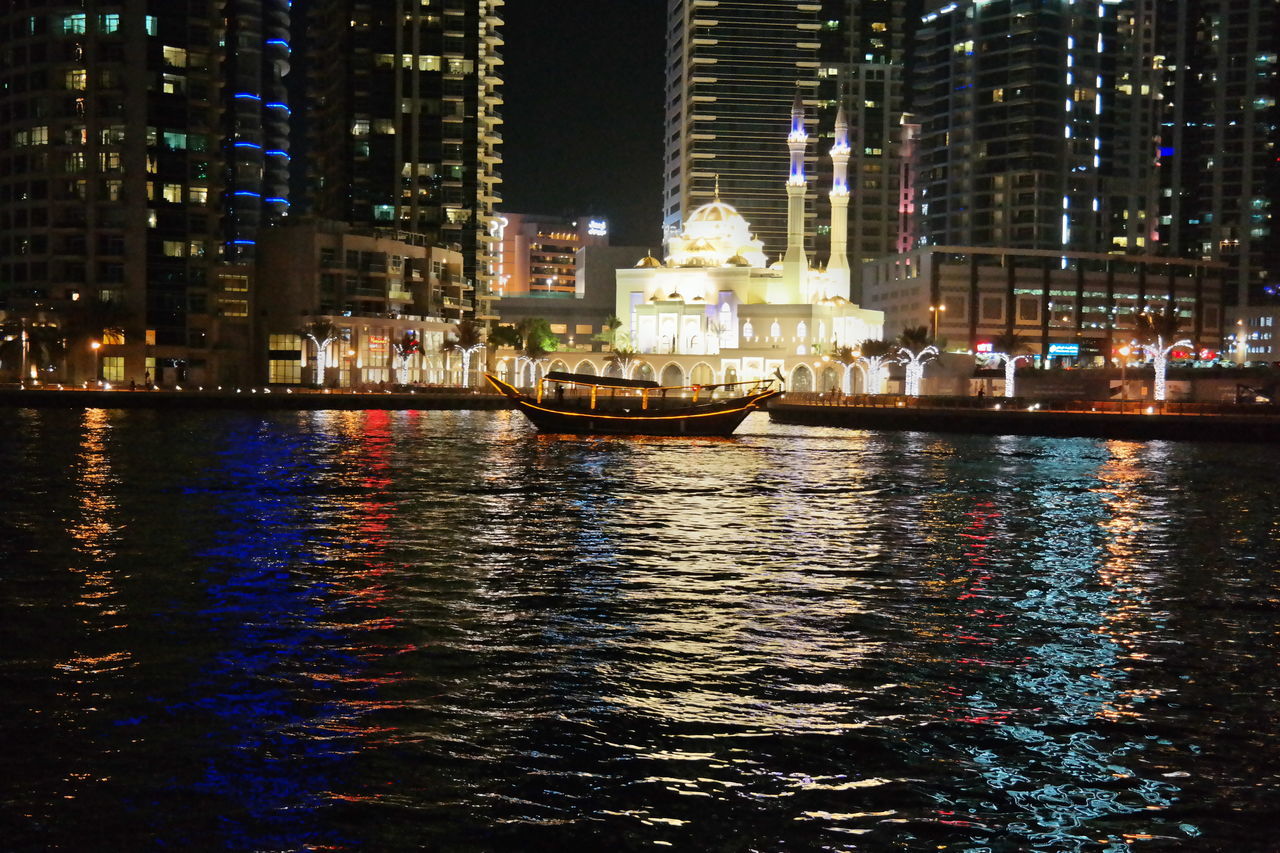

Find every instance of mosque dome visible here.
[725,253,751,267]
[687,199,747,226]
[635,253,663,269]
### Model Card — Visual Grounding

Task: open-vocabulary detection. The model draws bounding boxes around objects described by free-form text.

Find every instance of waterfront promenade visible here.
[769,392,1280,442]
[0,384,512,411]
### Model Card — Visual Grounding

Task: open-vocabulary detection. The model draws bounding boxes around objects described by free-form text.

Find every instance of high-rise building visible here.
[913,0,1161,255]
[815,0,915,297]
[661,0,820,256]
[0,2,290,384]
[1156,0,1279,310]
[300,0,503,321]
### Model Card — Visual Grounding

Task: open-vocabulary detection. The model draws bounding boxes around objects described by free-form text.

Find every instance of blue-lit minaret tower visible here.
[783,90,809,290]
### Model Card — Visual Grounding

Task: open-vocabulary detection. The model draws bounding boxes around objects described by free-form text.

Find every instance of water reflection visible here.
[0,411,1276,850]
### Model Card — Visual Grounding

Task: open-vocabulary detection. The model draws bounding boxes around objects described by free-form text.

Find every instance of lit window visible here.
[65,69,87,90]
[62,14,86,34]
[188,187,208,204]
[162,240,185,257]
[99,13,120,33]
[162,183,183,203]
[162,46,187,67]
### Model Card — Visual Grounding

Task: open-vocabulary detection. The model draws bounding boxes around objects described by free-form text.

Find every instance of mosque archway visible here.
[573,360,598,375]
[790,364,814,391]
[819,367,838,392]
[660,363,685,387]
[603,361,623,379]
[724,365,739,386]
[547,359,570,375]
[634,362,655,383]
[690,362,716,386]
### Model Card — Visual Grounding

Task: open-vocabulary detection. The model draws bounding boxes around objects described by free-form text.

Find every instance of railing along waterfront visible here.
[780,392,1280,418]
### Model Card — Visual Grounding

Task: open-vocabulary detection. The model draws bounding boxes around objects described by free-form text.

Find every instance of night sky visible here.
[499,1,666,247]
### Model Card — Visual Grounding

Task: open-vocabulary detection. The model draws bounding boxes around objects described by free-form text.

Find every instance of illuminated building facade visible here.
[256,220,466,386]
[914,0,1161,255]
[301,0,503,322]
[861,246,1225,363]
[0,1,291,385]
[498,103,885,392]
[493,212,609,298]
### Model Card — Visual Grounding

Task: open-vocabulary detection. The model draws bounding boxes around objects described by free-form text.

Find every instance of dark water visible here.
[1,408,1278,852]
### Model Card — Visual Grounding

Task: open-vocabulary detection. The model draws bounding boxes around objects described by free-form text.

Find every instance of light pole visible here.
[1118,344,1130,403]
[930,304,946,341]
[90,340,101,387]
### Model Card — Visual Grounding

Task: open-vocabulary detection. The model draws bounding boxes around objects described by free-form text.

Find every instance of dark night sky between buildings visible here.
[499,2,667,247]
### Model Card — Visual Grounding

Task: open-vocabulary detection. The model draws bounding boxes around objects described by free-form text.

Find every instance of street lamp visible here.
[930,304,946,341]
[90,340,101,387]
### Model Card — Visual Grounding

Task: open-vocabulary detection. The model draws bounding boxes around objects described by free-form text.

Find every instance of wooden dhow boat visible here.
[484,370,780,436]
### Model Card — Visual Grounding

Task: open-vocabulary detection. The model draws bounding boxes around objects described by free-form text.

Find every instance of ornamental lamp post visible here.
[90,340,101,387]
[930,304,946,341]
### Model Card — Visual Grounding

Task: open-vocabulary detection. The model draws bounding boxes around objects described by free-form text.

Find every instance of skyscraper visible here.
[913,0,1161,254]
[816,0,915,296]
[662,0,819,256]
[1156,0,1279,309]
[300,0,503,320]
[0,2,290,383]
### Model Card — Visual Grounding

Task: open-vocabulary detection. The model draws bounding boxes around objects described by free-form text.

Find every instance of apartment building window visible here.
[61,14,87,35]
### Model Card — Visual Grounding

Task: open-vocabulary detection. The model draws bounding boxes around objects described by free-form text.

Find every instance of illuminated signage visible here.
[975,341,993,353]
[587,219,608,237]
[368,335,388,350]
[1047,343,1080,357]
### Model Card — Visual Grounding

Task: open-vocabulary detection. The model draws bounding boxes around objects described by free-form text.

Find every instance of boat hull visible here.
[485,374,777,436]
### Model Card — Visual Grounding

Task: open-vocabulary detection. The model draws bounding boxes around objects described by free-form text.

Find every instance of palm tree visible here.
[301,319,340,387]
[605,344,640,381]
[516,317,558,386]
[594,314,624,350]
[984,332,1033,398]
[441,318,485,387]
[831,344,857,393]
[896,325,938,397]
[1134,308,1192,402]
[393,332,421,385]
[855,338,895,395]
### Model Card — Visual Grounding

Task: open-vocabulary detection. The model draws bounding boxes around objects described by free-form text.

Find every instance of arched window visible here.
[769,320,782,339]
[796,321,808,341]
[742,319,754,340]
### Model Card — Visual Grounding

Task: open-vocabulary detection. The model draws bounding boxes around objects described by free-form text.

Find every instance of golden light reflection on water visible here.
[1091,441,1176,723]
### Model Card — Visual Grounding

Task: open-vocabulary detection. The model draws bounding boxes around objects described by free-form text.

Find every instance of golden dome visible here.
[635,253,663,268]
[725,253,751,267]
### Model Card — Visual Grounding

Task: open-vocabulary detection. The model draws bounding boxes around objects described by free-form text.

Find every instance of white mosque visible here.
[541,96,885,392]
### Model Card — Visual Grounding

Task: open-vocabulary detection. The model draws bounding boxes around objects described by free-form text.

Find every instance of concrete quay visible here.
[768,393,1280,443]
[0,385,513,412]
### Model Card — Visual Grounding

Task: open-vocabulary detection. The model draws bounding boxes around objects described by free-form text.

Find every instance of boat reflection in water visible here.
[484,370,780,436]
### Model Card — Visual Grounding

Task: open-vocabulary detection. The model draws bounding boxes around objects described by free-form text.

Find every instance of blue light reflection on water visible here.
[0,409,1278,850]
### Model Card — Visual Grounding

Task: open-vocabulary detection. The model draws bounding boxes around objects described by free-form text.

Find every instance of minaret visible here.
[783,89,809,297]
[827,102,852,301]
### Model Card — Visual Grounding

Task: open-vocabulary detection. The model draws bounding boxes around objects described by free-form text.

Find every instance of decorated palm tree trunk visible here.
[895,326,938,397]
[854,338,896,395]
[302,320,340,388]
[1134,309,1193,402]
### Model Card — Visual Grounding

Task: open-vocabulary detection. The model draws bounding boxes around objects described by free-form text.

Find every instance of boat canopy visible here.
[543,370,659,390]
